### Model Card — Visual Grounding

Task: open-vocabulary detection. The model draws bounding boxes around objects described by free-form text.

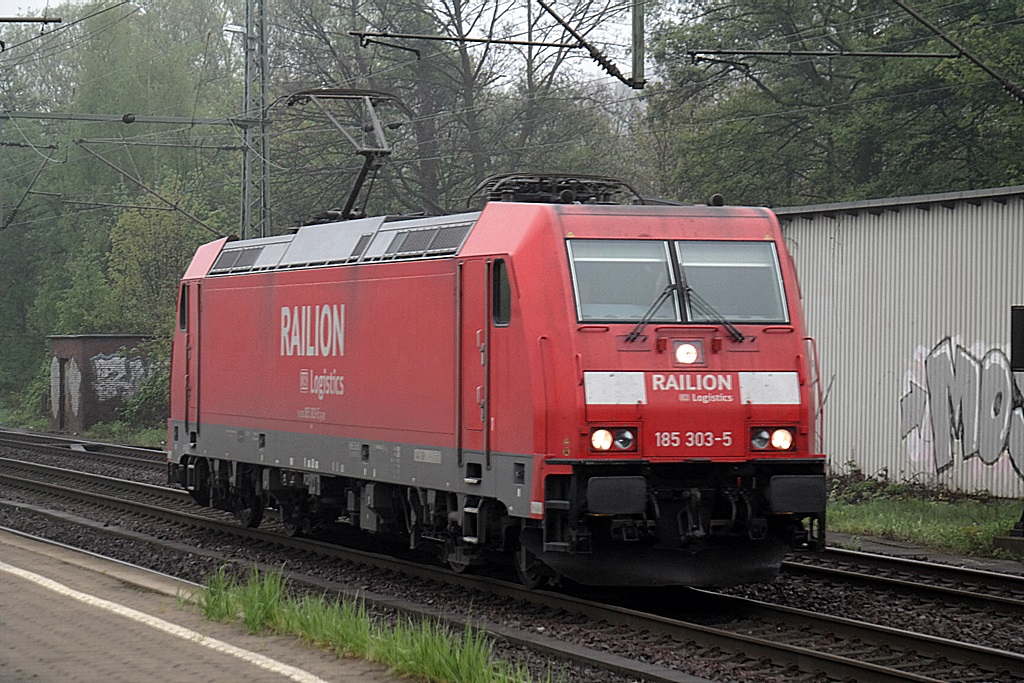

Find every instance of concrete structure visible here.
[0,528,400,683]
[776,186,1024,499]
[48,335,153,432]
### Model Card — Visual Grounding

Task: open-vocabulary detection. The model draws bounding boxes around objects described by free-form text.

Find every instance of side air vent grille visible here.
[430,225,470,251]
[206,213,479,277]
[349,233,373,261]
[210,246,265,274]
[368,223,472,262]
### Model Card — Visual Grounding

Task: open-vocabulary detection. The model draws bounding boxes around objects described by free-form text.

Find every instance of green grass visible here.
[190,566,560,683]
[828,497,1021,556]
[84,422,166,449]
[827,470,1022,557]
[0,403,49,431]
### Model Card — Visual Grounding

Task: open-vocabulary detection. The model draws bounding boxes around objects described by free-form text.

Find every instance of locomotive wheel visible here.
[514,542,548,589]
[282,518,305,537]
[235,492,264,528]
[187,457,211,507]
[444,539,473,573]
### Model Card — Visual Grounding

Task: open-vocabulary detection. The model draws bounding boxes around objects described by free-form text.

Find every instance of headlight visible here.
[675,342,699,364]
[672,340,704,365]
[751,427,795,451]
[591,429,613,451]
[590,427,638,451]
[613,429,635,450]
[770,428,793,450]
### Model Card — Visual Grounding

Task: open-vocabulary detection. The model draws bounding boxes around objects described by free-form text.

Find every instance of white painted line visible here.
[0,561,331,683]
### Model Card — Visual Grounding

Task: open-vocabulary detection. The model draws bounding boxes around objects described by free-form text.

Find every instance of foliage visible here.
[270,0,636,223]
[117,368,170,430]
[3,357,54,430]
[643,0,1024,205]
[3,0,1024,441]
[106,179,224,335]
[0,1,238,407]
[85,423,166,449]
[195,566,241,622]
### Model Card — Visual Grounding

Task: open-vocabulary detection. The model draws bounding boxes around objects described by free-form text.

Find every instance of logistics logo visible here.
[298,368,345,399]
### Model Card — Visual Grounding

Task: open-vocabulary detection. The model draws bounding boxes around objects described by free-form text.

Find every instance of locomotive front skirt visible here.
[168,201,826,587]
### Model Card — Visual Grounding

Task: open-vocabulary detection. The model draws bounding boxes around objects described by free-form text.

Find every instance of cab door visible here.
[459,259,489,464]
[184,281,201,444]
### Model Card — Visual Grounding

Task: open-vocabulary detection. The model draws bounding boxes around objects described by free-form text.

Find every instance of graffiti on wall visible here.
[50,352,151,421]
[90,353,150,401]
[49,356,82,418]
[901,337,1024,481]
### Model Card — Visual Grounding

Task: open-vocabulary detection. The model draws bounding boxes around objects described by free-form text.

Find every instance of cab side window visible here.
[179,284,188,331]
[493,260,511,326]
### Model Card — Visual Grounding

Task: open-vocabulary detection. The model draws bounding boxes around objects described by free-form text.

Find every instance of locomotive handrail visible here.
[803,336,825,454]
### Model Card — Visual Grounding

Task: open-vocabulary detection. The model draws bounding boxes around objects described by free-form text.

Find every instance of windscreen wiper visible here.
[625,284,675,343]
[685,286,746,342]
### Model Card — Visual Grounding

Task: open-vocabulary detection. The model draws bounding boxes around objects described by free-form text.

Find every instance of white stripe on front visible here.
[584,371,648,405]
[738,371,801,404]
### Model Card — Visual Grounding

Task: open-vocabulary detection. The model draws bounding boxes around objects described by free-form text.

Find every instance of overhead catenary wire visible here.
[1,0,1018,228]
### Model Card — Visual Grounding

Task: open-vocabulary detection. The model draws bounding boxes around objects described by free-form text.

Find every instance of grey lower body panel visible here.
[168,419,535,518]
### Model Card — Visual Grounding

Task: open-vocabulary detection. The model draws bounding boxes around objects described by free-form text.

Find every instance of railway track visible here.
[6,428,1019,618]
[784,547,1024,613]
[1,455,1022,683]
[0,458,189,506]
[0,428,164,469]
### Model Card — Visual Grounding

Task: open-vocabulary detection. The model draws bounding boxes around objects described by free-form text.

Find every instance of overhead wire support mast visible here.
[687,49,957,61]
[0,15,60,51]
[238,0,271,239]
[535,0,644,89]
[350,30,580,51]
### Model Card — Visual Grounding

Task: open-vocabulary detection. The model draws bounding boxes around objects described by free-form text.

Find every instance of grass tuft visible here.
[239,565,288,633]
[192,565,562,683]
[194,566,240,622]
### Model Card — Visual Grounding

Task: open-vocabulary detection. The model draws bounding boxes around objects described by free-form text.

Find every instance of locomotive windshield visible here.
[568,239,789,324]
[567,240,679,321]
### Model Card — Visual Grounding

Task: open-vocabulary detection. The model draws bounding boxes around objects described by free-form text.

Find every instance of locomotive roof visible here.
[201,202,778,278]
[207,211,481,276]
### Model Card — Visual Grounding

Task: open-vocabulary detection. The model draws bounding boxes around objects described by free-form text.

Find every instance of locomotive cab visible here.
[500,203,826,586]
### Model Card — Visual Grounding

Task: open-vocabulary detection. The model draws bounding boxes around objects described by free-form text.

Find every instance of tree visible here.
[643,0,1024,205]
[0,1,242,405]
[106,179,224,336]
[269,0,639,223]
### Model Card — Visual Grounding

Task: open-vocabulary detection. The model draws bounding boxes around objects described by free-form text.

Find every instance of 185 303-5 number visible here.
[655,431,732,448]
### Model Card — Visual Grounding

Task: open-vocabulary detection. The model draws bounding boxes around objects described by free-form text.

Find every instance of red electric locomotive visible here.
[167,175,826,587]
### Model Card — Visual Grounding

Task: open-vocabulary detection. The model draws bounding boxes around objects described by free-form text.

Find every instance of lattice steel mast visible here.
[239,0,271,238]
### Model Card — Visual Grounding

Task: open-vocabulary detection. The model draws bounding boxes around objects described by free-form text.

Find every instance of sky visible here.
[0,0,64,17]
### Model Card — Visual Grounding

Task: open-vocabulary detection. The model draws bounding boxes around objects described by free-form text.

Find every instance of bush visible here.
[119,368,169,429]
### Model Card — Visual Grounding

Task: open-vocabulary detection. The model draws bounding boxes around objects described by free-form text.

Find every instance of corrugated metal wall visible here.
[778,189,1024,498]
